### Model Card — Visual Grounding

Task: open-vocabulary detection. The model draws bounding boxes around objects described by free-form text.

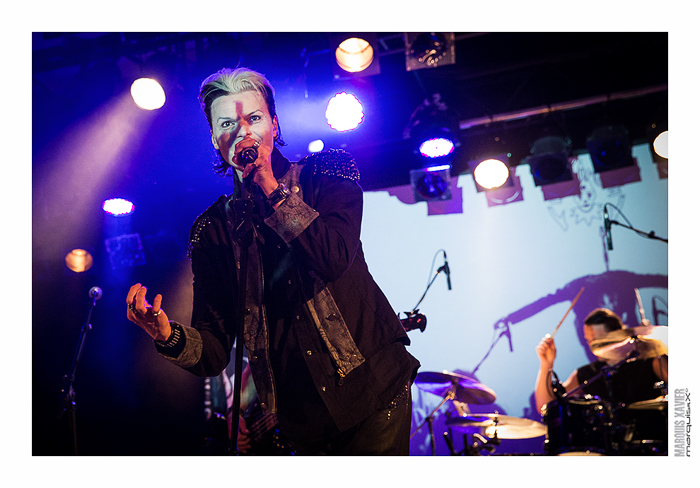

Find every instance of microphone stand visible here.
[609,219,668,244]
[410,264,447,314]
[228,174,256,455]
[57,287,101,455]
[410,386,455,455]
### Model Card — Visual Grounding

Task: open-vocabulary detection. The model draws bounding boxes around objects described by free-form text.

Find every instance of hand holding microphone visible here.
[238,138,279,197]
[239,139,261,181]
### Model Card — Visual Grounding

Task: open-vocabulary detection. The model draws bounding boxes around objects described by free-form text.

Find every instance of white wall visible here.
[360,143,668,455]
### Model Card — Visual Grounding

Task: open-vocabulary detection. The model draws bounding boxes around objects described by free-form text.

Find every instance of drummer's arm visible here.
[535,367,580,413]
[535,336,563,412]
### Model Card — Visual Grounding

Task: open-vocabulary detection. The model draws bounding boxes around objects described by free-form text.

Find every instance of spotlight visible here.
[410,165,452,202]
[646,121,667,177]
[65,249,94,273]
[653,130,668,159]
[325,92,364,131]
[405,33,456,71]
[647,121,668,162]
[473,158,510,190]
[130,78,166,110]
[525,136,573,186]
[586,125,634,173]
[405,94,459,159]
[468,156,523,206]
[308,139,325,153]
[419,138,455,158]
[336,37,374,73]
[331,33,380,79]
[103,198,135,216]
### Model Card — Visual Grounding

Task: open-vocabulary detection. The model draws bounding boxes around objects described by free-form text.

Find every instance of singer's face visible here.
[210,90,278,171]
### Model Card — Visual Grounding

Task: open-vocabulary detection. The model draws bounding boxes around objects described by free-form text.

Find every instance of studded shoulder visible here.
[300,148,360,181]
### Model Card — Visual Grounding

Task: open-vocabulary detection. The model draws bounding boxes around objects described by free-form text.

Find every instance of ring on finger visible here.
[128,304,137,313]
[252,140,260,149]
[152,310,162,317]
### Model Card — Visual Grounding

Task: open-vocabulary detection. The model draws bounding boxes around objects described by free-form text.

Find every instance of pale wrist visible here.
[259,177,280,197]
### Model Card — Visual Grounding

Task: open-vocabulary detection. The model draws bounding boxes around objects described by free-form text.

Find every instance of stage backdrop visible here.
[359,143,668,455]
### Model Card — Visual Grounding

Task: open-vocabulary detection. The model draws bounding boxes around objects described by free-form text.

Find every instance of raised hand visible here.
[126,283,172,342]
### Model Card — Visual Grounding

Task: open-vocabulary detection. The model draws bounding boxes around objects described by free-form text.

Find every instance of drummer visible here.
[534,308,668,412]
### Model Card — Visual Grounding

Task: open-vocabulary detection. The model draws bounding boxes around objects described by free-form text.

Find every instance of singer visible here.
[125,67,419,455]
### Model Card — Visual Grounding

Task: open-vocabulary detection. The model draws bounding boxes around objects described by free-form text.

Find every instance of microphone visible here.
[240,146,258,167]
[89,287,103,300]
[442,251,452,291]
[239,146,258,195]
[603,207,613,251]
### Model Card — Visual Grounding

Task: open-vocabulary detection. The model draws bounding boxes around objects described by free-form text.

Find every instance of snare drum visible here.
[542,396,614,455]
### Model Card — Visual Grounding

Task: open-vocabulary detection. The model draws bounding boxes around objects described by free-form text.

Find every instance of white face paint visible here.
[210,91,278,172]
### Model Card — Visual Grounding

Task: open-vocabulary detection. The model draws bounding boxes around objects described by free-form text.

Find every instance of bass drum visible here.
[542,396,614,455]
[617,397,668,455]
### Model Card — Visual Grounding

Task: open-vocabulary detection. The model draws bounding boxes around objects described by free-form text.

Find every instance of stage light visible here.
[130,78,166,110]
[336,37,374,73]
[325,92,364,131]
[586,125,634,173]
[308,140,325,153]
[653,130,668,159]
[646,121,668,174]
[331,33,381,79]
[410,165,452,202]
[405,32,456,71]
[473,158,510,190]
[419,138,455,158]
[65,249,94,273]
[525,136,573,187]
[103,198,135,216]
[104,233,147,270]
[405,94,459,160]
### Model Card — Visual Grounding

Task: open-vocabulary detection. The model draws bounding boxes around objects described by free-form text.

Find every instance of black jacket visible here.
[157,148,419,443]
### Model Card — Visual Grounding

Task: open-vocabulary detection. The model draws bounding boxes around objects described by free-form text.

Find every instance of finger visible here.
[152,294,163,313]
[135,286,149,312]
[126,283,142,305]
[238,416,249,434]
[242,162,257,179]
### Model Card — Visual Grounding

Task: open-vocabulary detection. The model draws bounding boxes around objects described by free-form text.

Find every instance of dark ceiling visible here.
[32,31,668,190]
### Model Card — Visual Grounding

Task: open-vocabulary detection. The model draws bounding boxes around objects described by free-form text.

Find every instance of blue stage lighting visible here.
[103,198,135,216]
[419,137,455,158]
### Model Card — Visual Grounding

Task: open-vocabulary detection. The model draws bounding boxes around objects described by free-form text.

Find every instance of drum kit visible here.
[412,370,545,455]
[413,322,668,456]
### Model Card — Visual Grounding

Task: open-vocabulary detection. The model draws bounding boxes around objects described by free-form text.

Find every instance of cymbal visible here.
[415,371,497,404]
[445,414,546,439]
[590,325,668,361]
[627,397,668,411]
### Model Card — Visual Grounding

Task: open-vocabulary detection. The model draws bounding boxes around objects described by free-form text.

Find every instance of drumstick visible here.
[635,288,651,326]
[548,287,584,339]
